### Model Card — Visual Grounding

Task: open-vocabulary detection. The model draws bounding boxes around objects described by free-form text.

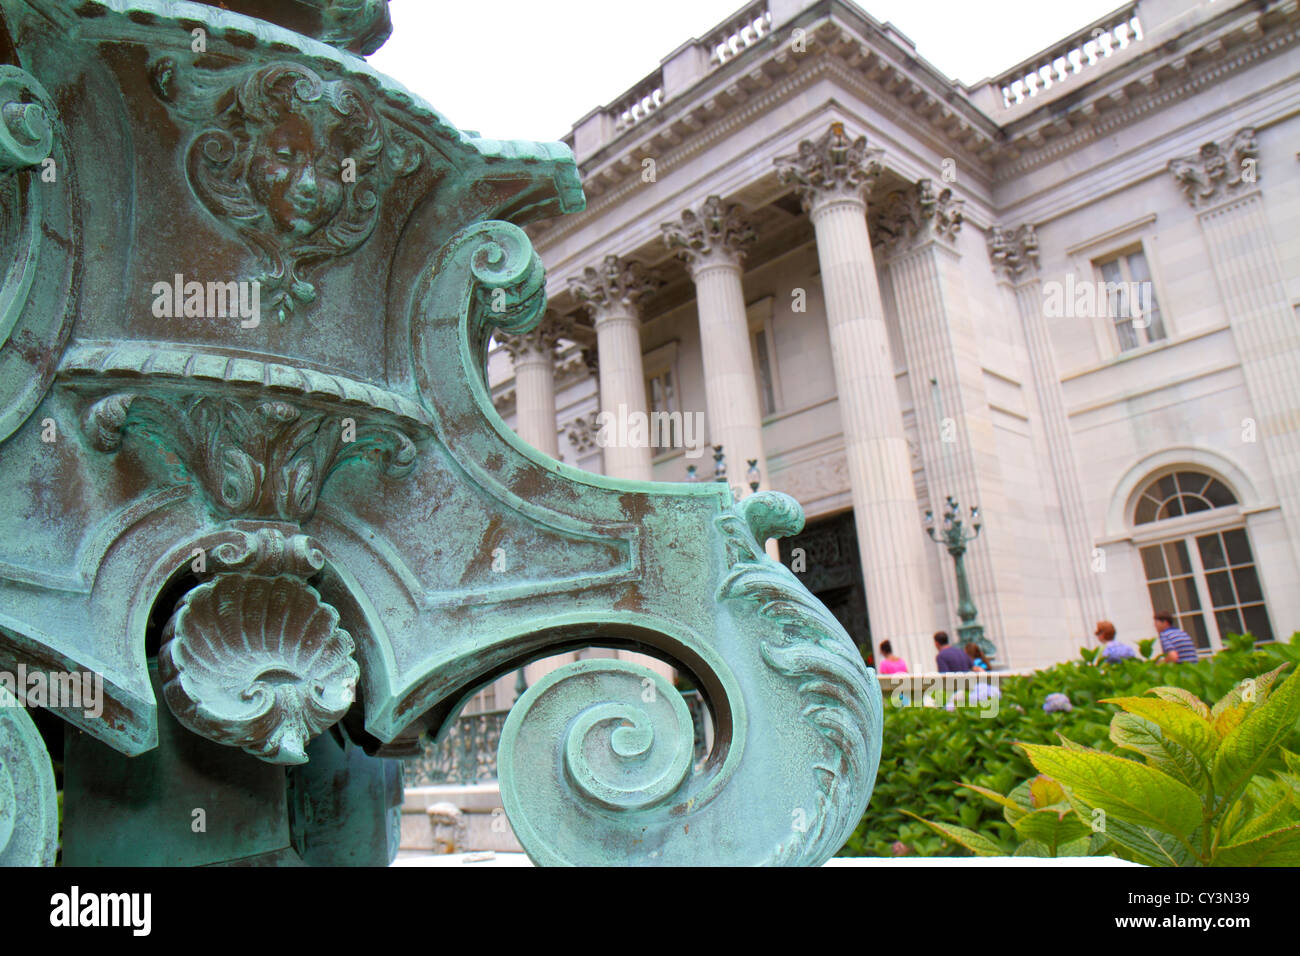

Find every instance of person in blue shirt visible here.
[1095,619,1136,662]
[1154,611,1200,663]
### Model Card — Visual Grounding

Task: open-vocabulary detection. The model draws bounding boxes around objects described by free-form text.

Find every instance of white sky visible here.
[369,0,1127,142]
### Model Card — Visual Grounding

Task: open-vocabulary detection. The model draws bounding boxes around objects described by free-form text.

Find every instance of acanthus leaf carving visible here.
[987,223,1040,281]
[661,195,756,272]
[871,179,965,251]
[80,391,418,522]
[774,122,885,211]
[1168,127,1259,209]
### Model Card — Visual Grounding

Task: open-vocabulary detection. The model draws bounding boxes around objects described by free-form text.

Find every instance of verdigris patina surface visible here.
[0,0,881,865]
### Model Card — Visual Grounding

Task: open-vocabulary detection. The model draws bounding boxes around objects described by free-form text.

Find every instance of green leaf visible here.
[1028,774,1068,809]
[958,783,1027,824]
[1013,839,1051,857]
[1137,638,1157,660]
[1063,791,1197,866]
[1103,696,1218,766]
[900,811,1007,857]
[1021,742,1203,836]
[1109,712,1207,791]
[1211,663,1290,718]
[1058,835,1095,857]
[1212,824,1300,866]
[1147,686,1210,720]
[1212,667,1300,805]
[1013,807,1091,852]
[1228,776,1300,844]
[1281,749,1300,778]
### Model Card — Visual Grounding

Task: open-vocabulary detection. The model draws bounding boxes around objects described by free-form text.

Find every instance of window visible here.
[1134,471,1236,524]
[1096,248,1165,352]
[747,297,780,416]
[1133,469,1274,650]
[645,368,680,447]
[752,327,777,416]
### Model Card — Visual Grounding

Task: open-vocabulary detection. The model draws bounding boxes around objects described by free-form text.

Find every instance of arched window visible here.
[1132,469,1274,651]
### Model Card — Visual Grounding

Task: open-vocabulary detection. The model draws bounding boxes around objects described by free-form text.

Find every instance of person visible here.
[964,642,990,671]
[1095,620,1136,662]
[934,631,972,672]
[877,640,908,674]
[1154,611,1200,664]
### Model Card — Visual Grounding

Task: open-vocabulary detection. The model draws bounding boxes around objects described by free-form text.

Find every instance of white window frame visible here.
[746,296,781,417]
[1064,214,1174,361]
[643,340,682,462]
[1130,476,1275,652]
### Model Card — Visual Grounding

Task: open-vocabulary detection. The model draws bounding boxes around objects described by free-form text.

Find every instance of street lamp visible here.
[925,495,996,663]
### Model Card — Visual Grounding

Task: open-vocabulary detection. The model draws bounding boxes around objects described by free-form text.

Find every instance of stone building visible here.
[459,0,1300,709]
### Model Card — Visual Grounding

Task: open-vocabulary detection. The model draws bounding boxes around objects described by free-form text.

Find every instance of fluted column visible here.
[498,311,565,458]
[989,225,1105,639]
[570,255,660,482]
[873,181,1011,659]
[1169,129,1300,567]
[775,123,933,670]
[662,196,770,487]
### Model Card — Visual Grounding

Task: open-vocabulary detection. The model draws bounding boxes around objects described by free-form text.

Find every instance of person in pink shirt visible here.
[877,640,908,674]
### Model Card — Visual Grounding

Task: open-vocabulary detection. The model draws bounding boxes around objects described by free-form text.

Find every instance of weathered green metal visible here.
[0,0,882,866]
[925,495,995,661]
[0,684,58,866]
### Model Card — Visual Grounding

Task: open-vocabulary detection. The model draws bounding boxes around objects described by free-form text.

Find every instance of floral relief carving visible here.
[153,59,423,320]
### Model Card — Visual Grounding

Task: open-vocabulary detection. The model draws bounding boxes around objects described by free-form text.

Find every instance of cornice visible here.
[995,12,1299,183]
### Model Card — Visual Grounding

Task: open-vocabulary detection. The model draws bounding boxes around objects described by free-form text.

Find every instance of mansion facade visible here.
[475,0,1300,703]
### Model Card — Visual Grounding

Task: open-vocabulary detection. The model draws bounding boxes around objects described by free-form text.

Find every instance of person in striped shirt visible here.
[1153,611,1201,664]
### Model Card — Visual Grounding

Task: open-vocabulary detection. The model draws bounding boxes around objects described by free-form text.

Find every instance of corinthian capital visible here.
[569,255,662,320]
[987,224,1040,281]
[1167,127,1259,209]
[662,196,756,273]
[496,310,569,363]
[774,122,884,211]
[870,179,964,251]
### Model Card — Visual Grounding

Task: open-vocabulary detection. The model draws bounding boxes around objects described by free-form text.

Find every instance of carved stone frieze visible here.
[987,223,1040,282]
[774,122,885,211]
[1167,127,1259,208]
[661,195,756,272]
[771,453,850,507]
[870,179,965,251]
[151,59,423,320]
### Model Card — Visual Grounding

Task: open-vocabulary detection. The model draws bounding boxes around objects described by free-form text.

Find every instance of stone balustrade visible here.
[705,1,773,67]
[996,3,1143,108]
[612,70,666,134]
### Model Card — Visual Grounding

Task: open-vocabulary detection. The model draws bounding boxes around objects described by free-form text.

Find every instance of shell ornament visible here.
[159,573,360,764]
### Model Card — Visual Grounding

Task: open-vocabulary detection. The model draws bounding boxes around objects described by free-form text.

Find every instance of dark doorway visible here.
[777,509,872,659]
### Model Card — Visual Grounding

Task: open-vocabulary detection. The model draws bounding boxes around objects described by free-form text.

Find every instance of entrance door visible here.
[777,510,872,658]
